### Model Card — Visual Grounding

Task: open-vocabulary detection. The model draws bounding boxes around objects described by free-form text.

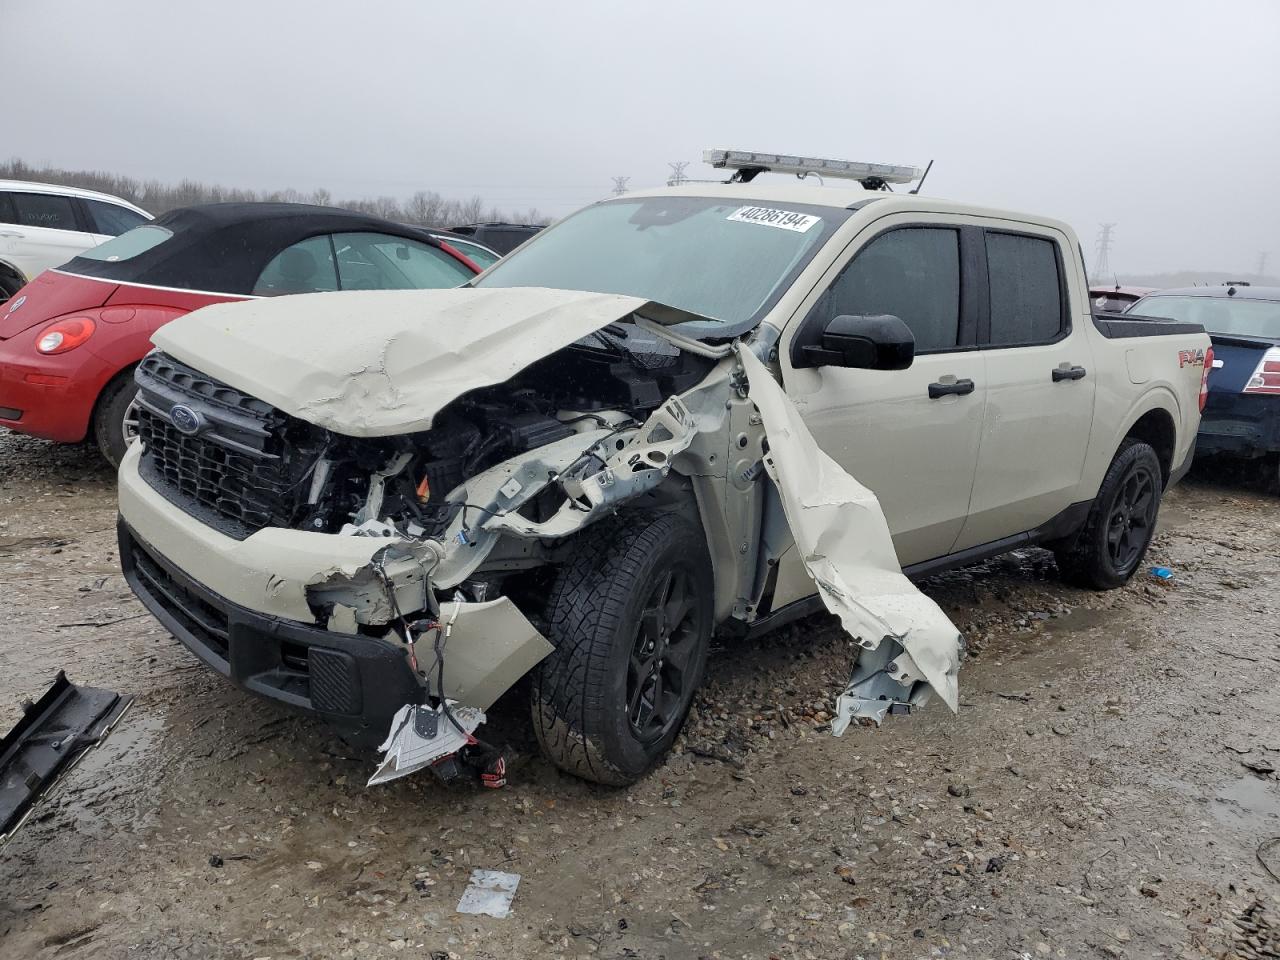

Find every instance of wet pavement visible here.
[1,428,1278,959]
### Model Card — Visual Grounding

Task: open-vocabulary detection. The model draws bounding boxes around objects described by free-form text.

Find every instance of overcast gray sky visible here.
[5,0,1277,274]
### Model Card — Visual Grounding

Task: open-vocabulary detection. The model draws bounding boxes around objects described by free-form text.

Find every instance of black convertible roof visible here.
[60,203,440,295]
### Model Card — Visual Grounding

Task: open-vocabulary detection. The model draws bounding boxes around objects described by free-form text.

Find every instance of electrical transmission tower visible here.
[1257,251,1269,280]
[667,161,689,186]
[611,176,631,196]
[1094,223,1117,280]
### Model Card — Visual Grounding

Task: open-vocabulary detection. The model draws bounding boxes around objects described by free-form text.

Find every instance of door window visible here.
[985,232,1066,346]
[0,193,15,225]
[818,227,961,352]
[10,192,80,232]
[253,235,339,295]
[332,232,474,289]
[84,199,149,237]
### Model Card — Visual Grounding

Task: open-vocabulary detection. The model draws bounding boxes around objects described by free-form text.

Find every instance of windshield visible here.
[475,196,846,332]
[1130,294,1280,338]
[76,225,172,262]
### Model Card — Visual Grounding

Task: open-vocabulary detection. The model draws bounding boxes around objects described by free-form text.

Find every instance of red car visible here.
[0,203,482,464]
[1090,284,1158,314]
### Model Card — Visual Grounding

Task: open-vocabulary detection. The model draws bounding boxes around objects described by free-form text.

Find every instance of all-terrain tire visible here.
[531,510,713,786]
[93,372,139,468]
[1053,439,1163,590]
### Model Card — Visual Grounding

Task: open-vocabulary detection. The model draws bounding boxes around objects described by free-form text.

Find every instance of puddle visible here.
[1041,605,1121,637]
[51,707,168,840]
[1211,775,1280,827]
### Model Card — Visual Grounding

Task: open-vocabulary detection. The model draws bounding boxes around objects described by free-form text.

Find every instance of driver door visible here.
[780,218,986,567]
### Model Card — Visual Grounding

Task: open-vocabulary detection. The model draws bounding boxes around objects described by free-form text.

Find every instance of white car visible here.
[0,180,151,303]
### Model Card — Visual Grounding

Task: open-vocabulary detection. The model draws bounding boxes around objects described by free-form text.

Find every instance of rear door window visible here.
[985,232,1066,346]
[332,232,473,289]
[10,192,81,232]
[0,192,15,225]
[84,199,149,237]
[253,235,339,295]
[817,226,962,352]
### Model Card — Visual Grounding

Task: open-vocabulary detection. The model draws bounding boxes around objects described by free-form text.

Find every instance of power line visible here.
[610,176,630,197]
[666,161,689,186]
[1094,223,1117,280]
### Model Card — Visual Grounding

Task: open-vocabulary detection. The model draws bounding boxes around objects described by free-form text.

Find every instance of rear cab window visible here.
[984,231,1068,346]
[1131,295,1280,338]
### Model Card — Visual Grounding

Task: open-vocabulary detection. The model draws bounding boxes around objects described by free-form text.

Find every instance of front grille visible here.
[135,353,315,539]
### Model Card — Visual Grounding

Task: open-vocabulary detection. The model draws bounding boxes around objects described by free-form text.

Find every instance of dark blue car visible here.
[1128,284,1280,486]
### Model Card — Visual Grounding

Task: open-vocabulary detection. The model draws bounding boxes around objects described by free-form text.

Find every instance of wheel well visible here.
[1124,408,1176,487]
[90,364,139,428]
[0,260,25,296]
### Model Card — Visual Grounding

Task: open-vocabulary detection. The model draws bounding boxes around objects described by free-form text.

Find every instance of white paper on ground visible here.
[457,869,521,918]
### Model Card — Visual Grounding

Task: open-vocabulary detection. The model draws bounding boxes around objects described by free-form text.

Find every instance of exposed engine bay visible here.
[295,323,713,544]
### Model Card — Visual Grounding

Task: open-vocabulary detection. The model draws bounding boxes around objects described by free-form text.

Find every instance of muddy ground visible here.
[0,429,1277,960]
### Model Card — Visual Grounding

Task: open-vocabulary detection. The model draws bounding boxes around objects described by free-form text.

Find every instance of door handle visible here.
[928,378,976,399]
[0,231,23,239]
[1052,365,1087,382]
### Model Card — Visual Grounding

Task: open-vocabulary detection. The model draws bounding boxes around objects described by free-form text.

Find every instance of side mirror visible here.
[800,314,915,370]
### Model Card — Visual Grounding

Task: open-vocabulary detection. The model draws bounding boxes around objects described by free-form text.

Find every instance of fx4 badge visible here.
[1178,348,1206,368]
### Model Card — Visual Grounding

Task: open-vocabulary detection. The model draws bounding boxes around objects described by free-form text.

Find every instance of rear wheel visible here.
[531,510,713,786]
[1054,439,1162,589]
[93,373,139,468]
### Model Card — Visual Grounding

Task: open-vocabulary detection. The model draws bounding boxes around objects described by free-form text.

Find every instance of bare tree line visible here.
[1,158,550,227]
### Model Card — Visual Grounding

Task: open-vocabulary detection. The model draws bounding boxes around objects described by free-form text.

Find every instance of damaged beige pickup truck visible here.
[117,151,1212,786]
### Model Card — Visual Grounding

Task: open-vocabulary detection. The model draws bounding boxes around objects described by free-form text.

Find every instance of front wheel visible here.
[531,510,713,786]
[1054,439,1163,590]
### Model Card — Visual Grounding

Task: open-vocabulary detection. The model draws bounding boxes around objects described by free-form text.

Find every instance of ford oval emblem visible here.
[6,294,25,314]
[169,404,203,435]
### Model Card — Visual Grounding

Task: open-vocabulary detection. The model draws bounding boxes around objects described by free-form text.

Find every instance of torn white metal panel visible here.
[735,346,962,717]
[412,597,554,710]
[367,703,484,786]
[151,288,714,438]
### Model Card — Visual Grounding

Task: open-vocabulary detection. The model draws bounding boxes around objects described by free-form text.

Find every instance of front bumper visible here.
[117,444,553,743]
[120,519,425,746]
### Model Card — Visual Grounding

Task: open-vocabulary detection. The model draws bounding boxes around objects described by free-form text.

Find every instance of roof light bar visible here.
[703,149,923,186]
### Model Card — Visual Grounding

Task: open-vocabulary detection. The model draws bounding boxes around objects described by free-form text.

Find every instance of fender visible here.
[84,303,190,370]
[1077,385,1181,500]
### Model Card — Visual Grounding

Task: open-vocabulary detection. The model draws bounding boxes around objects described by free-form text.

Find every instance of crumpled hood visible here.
[150,287,688,437]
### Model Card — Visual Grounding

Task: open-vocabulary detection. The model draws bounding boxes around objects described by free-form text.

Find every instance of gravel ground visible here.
[1,428,1278,960]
